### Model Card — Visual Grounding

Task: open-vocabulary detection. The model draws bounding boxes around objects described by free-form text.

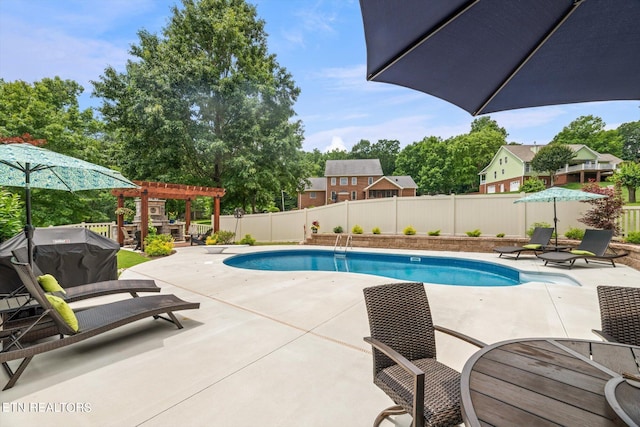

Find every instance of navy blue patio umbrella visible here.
[359,0,640,115]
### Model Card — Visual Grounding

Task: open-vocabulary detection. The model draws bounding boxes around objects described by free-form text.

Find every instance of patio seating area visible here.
[1,245,639,426]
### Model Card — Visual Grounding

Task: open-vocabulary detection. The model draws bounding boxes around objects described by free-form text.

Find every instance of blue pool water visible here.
[223,250,580,287]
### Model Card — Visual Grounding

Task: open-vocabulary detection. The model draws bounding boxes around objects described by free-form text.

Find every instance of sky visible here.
[1,0,638,153]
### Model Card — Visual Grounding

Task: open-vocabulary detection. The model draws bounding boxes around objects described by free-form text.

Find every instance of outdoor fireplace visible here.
[133,198,184,240]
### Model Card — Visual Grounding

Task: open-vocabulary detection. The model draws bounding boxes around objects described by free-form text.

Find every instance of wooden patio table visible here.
[461,338,640,426]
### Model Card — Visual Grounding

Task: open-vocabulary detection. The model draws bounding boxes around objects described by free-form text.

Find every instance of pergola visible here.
[111,181,225,246]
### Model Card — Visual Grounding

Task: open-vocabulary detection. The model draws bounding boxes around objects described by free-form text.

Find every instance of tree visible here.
[470,116,508,139]
[0,188,23,242]
[610,161,640,203]
[551,115,622,157]
[0,78,114,225]
[531,144,575,186]
[93,0,308,213]
[579,181,624,235]
[395,136,453,195]
[619,120,640,161]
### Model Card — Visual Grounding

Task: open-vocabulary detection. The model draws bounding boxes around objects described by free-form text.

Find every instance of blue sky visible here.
[1,0,638,153]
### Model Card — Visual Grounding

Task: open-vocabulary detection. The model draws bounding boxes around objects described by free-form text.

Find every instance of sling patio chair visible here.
[536,229,628,268]
[0,257,200,390]
[363,282,486,427]
[592,285,640,346]
[493,227,554,260]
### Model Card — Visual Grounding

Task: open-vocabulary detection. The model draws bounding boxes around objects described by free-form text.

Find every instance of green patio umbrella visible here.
[0,143,138,265]
[514,187,606,246]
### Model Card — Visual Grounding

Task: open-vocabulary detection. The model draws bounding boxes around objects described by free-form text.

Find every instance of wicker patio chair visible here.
[592,285,640,346]
[493,227,554,260]
[363,282,486,427]
[0,257,199,390]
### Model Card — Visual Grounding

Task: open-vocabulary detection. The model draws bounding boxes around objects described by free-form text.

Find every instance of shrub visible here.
[403,226,416,235]
[466,229,481,237]
[372,227,381,234]
[428,230,440,236]
[520,177,546,193]
[527,222,554,237]
[496,233,505,238]
[0,188,22,242]
[352,224,363,234]
[144,234,174,256]
[564,227,585,240]
[239,234,256,245]
[215,230,236,244]
[333,225,343,233]
[625,231,640,244]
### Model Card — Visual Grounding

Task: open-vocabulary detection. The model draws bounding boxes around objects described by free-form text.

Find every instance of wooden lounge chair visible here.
[120,227,137,247]
[362,282,486,427]
[592,285,640,346]
[493,227,554,260]
[0,258,200,390]
[536,229,628,268]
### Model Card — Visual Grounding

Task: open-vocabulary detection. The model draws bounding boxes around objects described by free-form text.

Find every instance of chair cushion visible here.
[374,358,462,427]
[522,244,542,249]
[45,294,79,332]
[38,274,66,294]
[570,249,596,256]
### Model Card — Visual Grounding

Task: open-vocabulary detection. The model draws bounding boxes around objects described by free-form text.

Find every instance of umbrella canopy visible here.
[514,187,606,246]
[0,143,138,265]
[359,0,640,115]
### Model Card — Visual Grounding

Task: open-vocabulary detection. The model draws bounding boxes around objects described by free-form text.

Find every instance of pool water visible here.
[223,249,580,287]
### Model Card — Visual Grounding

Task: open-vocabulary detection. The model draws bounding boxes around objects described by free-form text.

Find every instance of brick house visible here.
[298,159,417,209]
[479,144,622,194]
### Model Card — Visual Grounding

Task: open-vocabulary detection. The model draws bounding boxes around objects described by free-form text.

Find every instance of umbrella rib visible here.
[367,0,481,81]
[473,0,586,115]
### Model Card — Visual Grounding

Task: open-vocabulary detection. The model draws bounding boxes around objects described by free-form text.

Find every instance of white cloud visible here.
[324,136,347,152]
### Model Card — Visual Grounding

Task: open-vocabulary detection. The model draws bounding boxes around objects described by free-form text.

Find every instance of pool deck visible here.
[2,245,638,426]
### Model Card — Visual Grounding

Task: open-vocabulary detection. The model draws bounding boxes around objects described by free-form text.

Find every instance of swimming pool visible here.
[223,249,580,287]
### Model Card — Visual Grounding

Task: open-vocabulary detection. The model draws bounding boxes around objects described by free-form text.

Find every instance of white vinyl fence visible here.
[220,193,637,242]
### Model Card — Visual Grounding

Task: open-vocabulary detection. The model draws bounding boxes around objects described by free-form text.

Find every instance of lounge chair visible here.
[536,229,628,268]
[363,282,486,427]
[493,227,554,260]
[0,257,199,390]
[120,227,136,247]
[592,285,640,346]
[10,247,160,304]
[190,228,212,246]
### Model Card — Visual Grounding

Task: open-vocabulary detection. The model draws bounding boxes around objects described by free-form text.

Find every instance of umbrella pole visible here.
[553,198,558,247]
[24,165,34,266]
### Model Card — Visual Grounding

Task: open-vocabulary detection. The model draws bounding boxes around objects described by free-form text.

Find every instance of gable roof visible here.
[304,177,326,191]
[502,144,540,162]
[325,159,383,176]
[365,176,418,190]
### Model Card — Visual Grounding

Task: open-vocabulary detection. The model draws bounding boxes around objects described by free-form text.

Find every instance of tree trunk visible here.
[627,185,636,203]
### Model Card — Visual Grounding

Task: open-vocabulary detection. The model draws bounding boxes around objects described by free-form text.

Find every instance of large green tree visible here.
[551,115,622,157]
[619,120,640,161]
[0,78,114,226]
[610,161,640,203]
[531,144,575,186]
[93,0,307,213]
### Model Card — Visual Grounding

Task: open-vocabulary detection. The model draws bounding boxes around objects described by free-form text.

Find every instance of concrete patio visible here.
[2,245,639,426]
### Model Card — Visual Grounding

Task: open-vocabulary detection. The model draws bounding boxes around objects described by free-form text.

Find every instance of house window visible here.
[502,169,505,175]
[351,177,357,185]
[331,177,336,186]
[351,191,357,200]
[494,171,497,179]
[330,191,337,202]
[505,157,508,164]
[524,163,531,173]
[340,177,348,185]
[368,177,373,185]
[499,159,502,165]
[309,192,316,199]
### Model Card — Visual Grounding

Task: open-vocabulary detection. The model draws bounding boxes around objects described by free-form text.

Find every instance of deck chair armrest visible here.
[434,325,486,348]
[364,336,425,423]
[591,328,618,343]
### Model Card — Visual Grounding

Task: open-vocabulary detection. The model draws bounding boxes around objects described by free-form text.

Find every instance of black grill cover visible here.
[0,227,119,293]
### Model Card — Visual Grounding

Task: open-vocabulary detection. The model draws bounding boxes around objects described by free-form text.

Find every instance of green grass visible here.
[117,250,150,269]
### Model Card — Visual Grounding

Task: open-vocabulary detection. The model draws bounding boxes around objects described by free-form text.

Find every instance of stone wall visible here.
[305,233,640,270]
